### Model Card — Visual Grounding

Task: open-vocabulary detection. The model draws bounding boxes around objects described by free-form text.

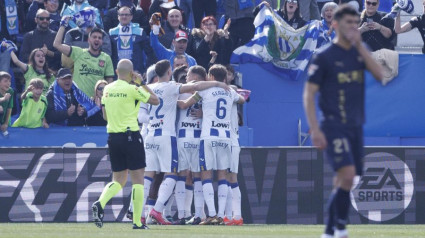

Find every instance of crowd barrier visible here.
[1,146,424,224]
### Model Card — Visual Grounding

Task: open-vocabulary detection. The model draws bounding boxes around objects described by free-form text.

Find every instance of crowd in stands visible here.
[0,0,422,134]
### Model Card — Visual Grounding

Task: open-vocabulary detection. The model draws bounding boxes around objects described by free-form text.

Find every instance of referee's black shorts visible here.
[107,131,146,172]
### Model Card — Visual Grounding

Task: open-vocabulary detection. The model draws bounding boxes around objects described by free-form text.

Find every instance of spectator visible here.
[150,14,197,68]
[109,6,156,75]
[25,0,62,32]
[193,0,217,28]
[225,0,256,50]
[20,9,61,70]
[299,0,320,21]
[45,68,100,126]
[254,1,307,29]
[395,0,425,54]
[317,2,337,47]
[86,80,107,126]
[54,19,114,98]
[63,8,112,58]
[187,16,232,70]
[155,8,191,49]
[9,48,54,95]
[61,0,103,29]
[0,71,13,134]
[359,0,395,51]
[173,54,189,70]
[12,78,49,128]
[103,0,150,34]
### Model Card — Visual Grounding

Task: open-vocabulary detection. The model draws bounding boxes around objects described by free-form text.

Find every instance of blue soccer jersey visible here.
[308,43,366,126]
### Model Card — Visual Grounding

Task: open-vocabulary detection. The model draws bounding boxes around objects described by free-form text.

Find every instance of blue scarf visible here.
[52,81,100,125]
[117,24,134,60]
[3,0,19,35]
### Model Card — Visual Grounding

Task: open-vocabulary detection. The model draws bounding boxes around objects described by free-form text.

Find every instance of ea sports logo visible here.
[350,152,414,222]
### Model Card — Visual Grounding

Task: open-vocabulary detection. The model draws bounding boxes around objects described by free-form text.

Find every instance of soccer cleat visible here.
[227,217,244,226]
[189,216,202,225]
[133,224,149,229]
[211,216,225,225]
[334,229,348,238]
[172,217,187,225]
[92,201,104,228]
[149,209,172,225]
[223,217,231,225]
[199,216,217,225]
[126,209,133,220]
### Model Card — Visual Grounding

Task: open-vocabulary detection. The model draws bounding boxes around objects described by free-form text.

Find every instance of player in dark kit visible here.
[303,5,383,238]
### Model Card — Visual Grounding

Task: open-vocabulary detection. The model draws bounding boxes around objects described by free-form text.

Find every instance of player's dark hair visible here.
[0,71,11,81]
[188,65,206,81]
[208,64,227,82]
[333,4,360,22]
[225,64,235,75]
[173,65,187,83]
[89,27,104,37]
[155,60,171,77]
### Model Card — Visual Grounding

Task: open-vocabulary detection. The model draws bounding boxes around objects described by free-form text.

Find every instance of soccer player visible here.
[176,65,207,225]
[143,60,229,225]
[91,59,159,230]
[178,64,245,225]
[303,5,383,238]
[53,16,114,98]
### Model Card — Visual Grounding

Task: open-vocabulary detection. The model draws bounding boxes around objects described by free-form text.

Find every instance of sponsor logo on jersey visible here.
[181,121,200,128]
[211,141,229,148]
[108,92,127,98]
[211,121,230,129]
[150,120,164,128]
[79,64,104,76]
[351,152,414,222]
[145,143,160,150]
[184,142,198,149]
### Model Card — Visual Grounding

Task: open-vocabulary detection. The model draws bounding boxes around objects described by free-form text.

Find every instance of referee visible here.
[92,59,159,230]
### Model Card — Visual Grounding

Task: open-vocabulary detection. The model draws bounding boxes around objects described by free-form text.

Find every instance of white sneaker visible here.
[334,229,348,238]
[320,234,333,238]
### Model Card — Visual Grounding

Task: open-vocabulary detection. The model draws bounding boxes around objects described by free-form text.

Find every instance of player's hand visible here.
[347,28,362,48]
[311,129,328,150]
[67,104,76,116]
[359,22,369,33]
[0,123,8,133]
[77,104,85,116]
[190,108,203,119]
[3,93,11,101]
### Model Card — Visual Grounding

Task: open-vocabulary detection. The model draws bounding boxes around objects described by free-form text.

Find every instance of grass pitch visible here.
[0,223,424,238]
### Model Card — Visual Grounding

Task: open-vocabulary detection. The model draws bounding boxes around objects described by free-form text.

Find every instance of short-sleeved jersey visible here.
[0,88,14,124]
[230,94,239,146]
[102,79,151,133]
[23,65,53,95]
[177,93,202,138]
[12,92,47,128]
[147,81,181,136]
[308,43,366,126]
[198,87,239,139]
[409,14,425,53]
[69,46,114,98]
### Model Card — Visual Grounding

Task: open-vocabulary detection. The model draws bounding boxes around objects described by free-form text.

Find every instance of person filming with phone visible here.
[359,0,395,51]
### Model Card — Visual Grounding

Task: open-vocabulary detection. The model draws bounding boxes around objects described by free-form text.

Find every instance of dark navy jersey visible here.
[308,43,366,126]
[409,14,425,53]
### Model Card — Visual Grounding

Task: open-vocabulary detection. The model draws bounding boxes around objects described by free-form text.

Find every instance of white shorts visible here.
[178,137,200,172]
[229,145,241,173]
[144,135,178,173]
[199,138,231,171]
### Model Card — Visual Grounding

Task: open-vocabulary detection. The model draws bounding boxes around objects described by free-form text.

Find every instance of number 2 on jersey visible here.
[216,98,227,119]
[149,98,164,119]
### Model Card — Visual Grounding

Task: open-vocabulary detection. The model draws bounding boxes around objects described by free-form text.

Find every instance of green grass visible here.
[0,223,424,238]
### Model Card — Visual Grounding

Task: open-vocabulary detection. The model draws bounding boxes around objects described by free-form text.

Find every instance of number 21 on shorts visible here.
[333,138,350,154]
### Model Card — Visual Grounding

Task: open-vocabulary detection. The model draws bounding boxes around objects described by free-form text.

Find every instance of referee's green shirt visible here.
[102,79,151,133]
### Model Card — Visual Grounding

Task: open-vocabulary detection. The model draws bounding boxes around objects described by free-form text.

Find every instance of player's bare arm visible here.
[303,82,327,150]
[53,17,72,56]
[177,92,201,109]
[180,81,229,94]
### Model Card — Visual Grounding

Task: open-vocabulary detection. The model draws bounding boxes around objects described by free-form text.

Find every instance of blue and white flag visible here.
[231,6,320,81]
